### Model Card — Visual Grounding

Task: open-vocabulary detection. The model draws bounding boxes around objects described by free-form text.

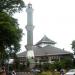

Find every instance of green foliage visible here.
[0,12,22,64]
[61,57,73,69]
[0,12,22,52]
[26,59,30,68]
[51,58,74,70]
[51,61,61,71]
[0,0,25,68]
[72,40,75,54]
[0,0,25,14]
[41,71,52,75]
[38,71,60,75]
[73,59,75,67]
[42,63,50,71]
[38,57,74,71]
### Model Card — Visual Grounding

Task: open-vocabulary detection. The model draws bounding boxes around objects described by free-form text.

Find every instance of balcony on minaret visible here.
[25,25,34,31]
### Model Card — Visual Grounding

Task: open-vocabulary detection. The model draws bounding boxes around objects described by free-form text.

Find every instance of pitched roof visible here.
[17,36,72,57]
[17,51,27,57]
[35,35,56,45]
[17,45,71,57]
[33,45,71,56]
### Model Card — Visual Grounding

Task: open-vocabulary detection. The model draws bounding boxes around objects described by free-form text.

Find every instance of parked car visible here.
[31,68,40,73]
[65,69,75,75]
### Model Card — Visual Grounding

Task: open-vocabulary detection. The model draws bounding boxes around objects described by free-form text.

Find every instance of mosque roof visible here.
[33,45,71,56]
[17,36,71,57]
[17,51,27,57]
[35,35,56,45]
[17,45,71,57]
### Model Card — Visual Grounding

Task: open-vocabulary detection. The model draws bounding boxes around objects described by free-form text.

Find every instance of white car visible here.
[31,68,40,73]
[65,69,75,75]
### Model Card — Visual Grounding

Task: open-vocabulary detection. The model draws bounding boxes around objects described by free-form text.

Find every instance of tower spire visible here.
[25,3,34,51]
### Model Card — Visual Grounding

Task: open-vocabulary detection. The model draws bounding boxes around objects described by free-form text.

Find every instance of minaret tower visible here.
[25,3,34,57]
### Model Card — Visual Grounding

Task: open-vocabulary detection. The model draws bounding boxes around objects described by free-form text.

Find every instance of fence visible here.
[16,72,34,75]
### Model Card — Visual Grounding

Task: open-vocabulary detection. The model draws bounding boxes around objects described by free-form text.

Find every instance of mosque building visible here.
[17,3,72,65]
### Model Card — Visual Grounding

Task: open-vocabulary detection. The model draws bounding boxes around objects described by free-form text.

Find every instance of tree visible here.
[0,0,25,66]
[71,40,75,55]
[71,40,75,68]
[60,57,73,69]
[0,0,25,14]
[0,12,22,64]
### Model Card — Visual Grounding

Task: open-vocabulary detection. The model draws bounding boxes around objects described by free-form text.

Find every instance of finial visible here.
[29,0,31,4]
[27,0,32,8]
[29,0,31,3]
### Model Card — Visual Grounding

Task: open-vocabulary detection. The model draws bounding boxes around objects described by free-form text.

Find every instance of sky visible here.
[14,0,75,53]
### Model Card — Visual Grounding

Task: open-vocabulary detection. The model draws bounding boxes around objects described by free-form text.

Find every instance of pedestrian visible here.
[60,68,64,75]
[11,70,16,75]
[2,66,6,75]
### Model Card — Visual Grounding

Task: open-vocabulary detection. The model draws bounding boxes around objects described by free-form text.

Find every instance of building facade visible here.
[17,3,72,68]
[17,35,72,65]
